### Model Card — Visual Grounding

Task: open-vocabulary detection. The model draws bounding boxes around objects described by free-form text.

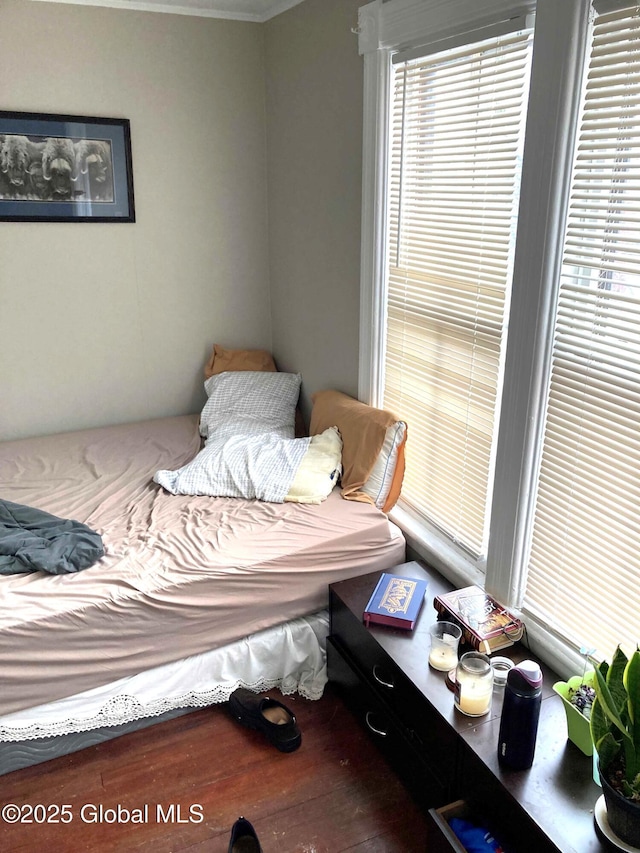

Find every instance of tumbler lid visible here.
[513,659,543,688]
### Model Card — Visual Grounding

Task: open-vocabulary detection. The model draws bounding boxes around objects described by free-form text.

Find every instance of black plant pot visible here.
[600,768,640,849]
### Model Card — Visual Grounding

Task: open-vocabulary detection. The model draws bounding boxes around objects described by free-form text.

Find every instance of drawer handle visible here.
[365,711,388,737]
[372,664,395,689]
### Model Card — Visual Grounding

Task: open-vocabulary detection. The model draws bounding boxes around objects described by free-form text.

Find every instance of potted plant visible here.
[553,670,596,755]
[590,646,640,848]
[553,646,597,755]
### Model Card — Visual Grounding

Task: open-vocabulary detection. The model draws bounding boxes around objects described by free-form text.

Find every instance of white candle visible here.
[429,633,459,671]
[457,683,492,716]
[429,646,458,671]
[455,650,493,716]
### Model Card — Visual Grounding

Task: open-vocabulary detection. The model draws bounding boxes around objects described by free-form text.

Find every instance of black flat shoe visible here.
[228,688,301,753]
[229,816,262,853]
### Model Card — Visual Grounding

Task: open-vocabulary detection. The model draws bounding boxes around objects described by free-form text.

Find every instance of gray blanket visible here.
[0,499,104,576]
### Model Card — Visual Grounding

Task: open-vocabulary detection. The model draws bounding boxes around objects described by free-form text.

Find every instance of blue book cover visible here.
[363,573,428,630]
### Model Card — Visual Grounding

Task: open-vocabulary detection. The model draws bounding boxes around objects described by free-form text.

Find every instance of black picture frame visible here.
[0,111,135,222]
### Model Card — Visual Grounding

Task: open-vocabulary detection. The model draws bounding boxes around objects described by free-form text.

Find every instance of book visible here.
[433,585,523,653]
[363,573,428,631]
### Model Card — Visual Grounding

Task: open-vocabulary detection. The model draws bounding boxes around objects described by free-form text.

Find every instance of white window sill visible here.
[390,502,593,680]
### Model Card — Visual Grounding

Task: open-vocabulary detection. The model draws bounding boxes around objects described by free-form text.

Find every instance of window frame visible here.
[357,0,593,676]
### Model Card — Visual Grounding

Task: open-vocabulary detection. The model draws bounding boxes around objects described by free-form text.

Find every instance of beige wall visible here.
[0,0,270,440]
[0,0,364,440]
[264,0,364,422]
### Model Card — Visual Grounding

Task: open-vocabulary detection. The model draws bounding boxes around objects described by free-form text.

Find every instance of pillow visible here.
[154,431,310,502]
[361,421,407,510]
[154,426,341,504]
[204,344,276,379]
[309,390,406,512]
[201,371,301,441]
[285,426,342,504]
[202,343,306,437]
[157,370,308,502]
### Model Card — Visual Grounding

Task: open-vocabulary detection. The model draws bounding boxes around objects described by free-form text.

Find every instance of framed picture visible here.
[0,111,135,222]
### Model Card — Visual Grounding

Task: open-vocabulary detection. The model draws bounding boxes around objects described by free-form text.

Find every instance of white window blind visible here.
[385,28,533,557]
[525,4,640,660]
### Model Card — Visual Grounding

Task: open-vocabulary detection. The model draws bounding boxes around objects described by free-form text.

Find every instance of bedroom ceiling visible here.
[31,0,307,22]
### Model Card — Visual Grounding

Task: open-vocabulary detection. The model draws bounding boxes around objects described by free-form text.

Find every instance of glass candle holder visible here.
[491,655,514,689]
[428,621,462,672]
[455,651,493,716]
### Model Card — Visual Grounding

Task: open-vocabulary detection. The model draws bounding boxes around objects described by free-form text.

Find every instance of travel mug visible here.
[497,660,542,769]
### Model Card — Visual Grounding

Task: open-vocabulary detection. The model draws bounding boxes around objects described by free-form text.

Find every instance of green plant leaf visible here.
[631,772,640,798]
[623,650,640,780]
[591,672,612,757]
[607,647,629,718]
[594,663,630,743]
[595,730,621,775]
[624,651,640,730]
[592,653,635,780]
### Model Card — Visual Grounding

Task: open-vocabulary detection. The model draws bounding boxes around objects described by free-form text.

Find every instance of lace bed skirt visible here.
[0,611,329,742]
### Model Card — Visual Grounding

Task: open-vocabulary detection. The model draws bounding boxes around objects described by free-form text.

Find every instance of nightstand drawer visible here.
[327,636,451,808]
[330,595,457,777]
[427,801,473,853]
[427,799,531,853]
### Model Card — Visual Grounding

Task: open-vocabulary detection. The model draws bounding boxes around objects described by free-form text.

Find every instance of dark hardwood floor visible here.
[0,685,430,852]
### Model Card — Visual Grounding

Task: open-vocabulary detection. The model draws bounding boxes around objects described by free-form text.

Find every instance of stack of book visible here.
[433,585,523,653]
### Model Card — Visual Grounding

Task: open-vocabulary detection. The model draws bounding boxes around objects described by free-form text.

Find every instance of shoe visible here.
[228,688,302,753]
[229,816,262,853]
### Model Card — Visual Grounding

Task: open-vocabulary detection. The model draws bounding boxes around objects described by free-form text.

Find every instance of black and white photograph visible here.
[0,111,134,222]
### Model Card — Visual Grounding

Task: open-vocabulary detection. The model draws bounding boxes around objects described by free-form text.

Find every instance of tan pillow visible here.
[204,344,276,379]
[310,390,406,511]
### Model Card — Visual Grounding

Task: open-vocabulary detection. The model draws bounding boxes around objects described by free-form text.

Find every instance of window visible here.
[524,3,640,659]
[358,0,639,670]
[385,28,533,559]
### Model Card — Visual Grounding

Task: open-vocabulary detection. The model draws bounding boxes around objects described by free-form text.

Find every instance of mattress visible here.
[0,415,405,717]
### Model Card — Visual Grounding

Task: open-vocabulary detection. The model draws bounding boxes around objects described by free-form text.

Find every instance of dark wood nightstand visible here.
[328,560,607,853]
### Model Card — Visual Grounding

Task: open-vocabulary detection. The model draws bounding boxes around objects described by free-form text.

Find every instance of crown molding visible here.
[29,0,306,22]
[358,0,536,54]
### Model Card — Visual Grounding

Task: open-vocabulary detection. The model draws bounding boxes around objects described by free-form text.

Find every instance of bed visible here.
[0,351,407,774]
